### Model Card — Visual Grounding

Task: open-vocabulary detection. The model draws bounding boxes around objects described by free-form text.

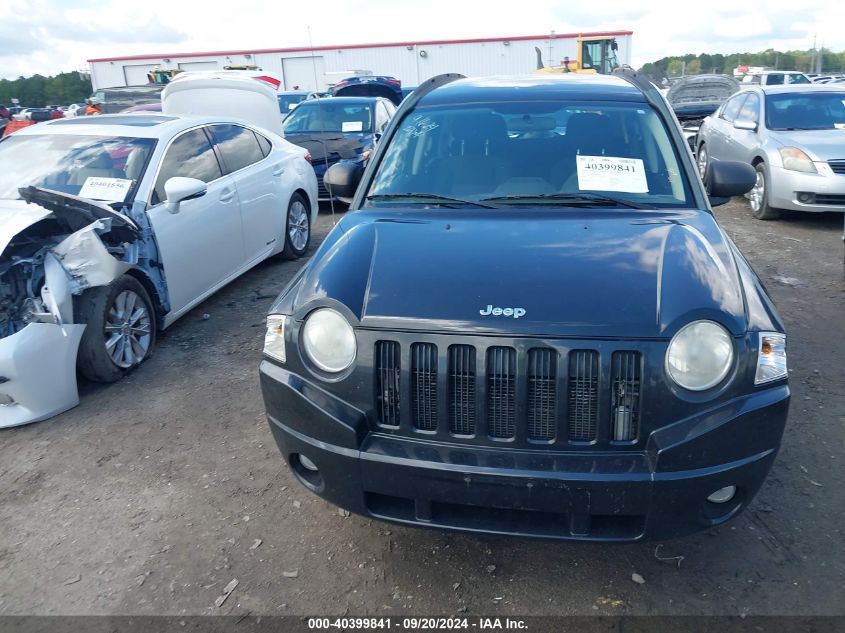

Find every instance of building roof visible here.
[87,31,633,64]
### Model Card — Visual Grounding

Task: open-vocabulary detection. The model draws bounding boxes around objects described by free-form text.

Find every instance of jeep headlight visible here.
[263,314,287,363]
[665,320,734,391]
[301,308,356,373]
[755,332,787,385]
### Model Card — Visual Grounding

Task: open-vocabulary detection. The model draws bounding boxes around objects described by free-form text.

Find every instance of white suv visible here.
[742,71,811,86]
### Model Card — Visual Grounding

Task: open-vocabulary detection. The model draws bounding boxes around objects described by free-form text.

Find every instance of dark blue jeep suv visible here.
[259,72,789,541]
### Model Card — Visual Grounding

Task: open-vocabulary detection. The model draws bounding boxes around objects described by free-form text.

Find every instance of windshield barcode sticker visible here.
[576,156,649,193]
[78,177,133,203]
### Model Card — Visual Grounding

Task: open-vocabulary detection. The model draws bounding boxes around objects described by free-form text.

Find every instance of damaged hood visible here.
[286,209,748,339]
[0,199,54,254]
[17,186,139,243]
[668,75,740,121]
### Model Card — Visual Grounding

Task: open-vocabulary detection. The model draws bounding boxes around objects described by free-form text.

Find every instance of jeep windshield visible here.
[365,101,692,208]
[0,134,155,202]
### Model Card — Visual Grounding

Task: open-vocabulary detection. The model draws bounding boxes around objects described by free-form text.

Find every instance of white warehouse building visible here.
[87,31,633,91]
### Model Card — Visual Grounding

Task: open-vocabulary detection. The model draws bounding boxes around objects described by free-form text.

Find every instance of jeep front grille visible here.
[567,350,599,441]
[373,340,644,449]
[611,351,641,441]
[411,343,438,431]
[375,340,401,427]
[487,347,516,439]
[527,348,557,441]
[448,345,476,435]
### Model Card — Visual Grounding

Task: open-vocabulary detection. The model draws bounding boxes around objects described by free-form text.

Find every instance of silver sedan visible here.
[696,84,845,220]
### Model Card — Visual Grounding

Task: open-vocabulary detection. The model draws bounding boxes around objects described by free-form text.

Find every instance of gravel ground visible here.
[0,200,843,617]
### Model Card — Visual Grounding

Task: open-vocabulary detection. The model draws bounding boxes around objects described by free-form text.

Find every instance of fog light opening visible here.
[290,453,325,492]
[298,454,319,472]
[0,392,15,406]
[706,485,737,504]
[797,192,814,204]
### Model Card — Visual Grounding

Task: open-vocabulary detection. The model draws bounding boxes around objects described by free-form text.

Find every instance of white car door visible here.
[207,123,285,262]
[146,126,246,317]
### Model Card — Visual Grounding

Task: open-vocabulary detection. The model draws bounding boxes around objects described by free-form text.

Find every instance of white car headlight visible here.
[755,332,787,385]
[264,314,287,363]
[302,308,356,373]
[665,320,734,391]
[778,147,817,173]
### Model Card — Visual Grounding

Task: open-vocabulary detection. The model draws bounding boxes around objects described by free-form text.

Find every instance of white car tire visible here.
[75,275,157,382]
[281,192,311,260]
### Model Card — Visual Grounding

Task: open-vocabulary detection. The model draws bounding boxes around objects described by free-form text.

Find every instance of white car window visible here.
[152,128,222,205]
[208,124,265,174]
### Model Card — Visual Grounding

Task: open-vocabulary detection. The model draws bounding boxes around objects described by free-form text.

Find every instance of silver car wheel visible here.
[697,146,708,178]
[288,200,309,252]
[749,170,765,212]
[104,289,152,369]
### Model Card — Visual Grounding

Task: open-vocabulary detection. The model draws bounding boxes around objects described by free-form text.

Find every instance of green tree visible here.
[0,71,92,107]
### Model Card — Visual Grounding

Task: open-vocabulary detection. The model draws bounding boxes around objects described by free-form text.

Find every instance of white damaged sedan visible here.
[0,114,317,426]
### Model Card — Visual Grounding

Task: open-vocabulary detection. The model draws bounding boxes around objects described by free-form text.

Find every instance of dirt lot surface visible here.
[0,200,843,617]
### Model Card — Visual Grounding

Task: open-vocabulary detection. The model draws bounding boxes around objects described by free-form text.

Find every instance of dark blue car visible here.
[281,96,396,200]
[260,72,789,541]
[330,75,403,106]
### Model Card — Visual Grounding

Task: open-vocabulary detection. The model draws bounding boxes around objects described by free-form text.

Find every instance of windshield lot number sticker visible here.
[576,156,648,193]
[342,121,363,132]
[78,177,133,202]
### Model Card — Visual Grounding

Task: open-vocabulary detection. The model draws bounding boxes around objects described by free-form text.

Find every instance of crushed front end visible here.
[0,188,158,427]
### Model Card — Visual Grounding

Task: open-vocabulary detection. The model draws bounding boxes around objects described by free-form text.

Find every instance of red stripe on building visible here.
[87,31,633,63]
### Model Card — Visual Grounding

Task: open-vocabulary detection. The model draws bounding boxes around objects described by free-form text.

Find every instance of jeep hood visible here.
[286,209,748,338]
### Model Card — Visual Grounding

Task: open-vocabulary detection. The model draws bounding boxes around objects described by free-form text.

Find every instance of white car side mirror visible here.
[164,176,207,214]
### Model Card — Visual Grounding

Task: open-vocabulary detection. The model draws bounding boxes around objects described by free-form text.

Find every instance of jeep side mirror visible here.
[324,161,364,200]
[164,176,207,214]
[705,160,756,207]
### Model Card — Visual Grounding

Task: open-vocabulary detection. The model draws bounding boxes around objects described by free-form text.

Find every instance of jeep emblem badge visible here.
[479,305,526,319]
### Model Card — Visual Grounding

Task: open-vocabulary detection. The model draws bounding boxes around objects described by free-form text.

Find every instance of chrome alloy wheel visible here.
[104,289,152,369]
[288,200,310,252]
[697,146,708,178]
[748,170,765,212]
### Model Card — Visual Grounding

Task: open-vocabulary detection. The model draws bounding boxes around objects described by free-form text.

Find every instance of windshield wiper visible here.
[479,192,649,209]
[366,193,495,208]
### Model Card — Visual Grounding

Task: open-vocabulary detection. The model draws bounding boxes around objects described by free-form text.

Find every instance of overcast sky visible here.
[1,0,842,80]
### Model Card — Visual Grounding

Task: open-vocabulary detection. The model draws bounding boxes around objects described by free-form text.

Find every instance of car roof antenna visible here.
[308,25,335,224]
